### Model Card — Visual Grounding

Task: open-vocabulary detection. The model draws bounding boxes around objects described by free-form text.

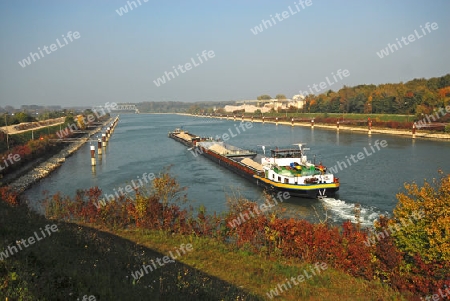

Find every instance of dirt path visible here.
[0,117,65,135]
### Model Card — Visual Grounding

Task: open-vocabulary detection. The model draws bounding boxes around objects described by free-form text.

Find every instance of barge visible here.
[168,129,339,198]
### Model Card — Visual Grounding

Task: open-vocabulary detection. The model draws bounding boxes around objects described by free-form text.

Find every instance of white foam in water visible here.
[320,197,387,227]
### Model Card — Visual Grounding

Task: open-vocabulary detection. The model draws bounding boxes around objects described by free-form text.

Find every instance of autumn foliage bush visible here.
[7,171,448,299]
[0,186,19,206]
[0,134,59,176]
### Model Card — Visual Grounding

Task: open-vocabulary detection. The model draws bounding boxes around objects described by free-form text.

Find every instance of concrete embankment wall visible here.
[185,114,450,140]
[9,120,110,194]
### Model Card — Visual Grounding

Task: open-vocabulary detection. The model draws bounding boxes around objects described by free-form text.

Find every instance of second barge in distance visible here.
[169,128,340,198]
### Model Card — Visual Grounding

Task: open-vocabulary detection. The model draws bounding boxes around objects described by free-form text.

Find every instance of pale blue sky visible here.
[0,0,449,107]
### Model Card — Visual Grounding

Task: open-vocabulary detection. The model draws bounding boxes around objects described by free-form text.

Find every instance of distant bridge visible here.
[93,104,139,113]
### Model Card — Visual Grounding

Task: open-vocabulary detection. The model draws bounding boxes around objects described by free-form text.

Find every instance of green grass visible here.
[0,200,410,301]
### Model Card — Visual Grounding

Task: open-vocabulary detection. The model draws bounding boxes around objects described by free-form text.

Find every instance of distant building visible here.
[223,96,305,113]
[224,104,271,113]
[290,95,305,110]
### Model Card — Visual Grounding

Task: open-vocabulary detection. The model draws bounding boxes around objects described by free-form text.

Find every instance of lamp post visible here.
[4,113,9,150]
[405,102,409,122]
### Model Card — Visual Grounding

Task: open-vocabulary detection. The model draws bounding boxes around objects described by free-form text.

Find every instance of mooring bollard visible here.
[90,145,96,166]
[291,117,294,127]
[97,138,102,155]
[368,119,372,136]
[233,115,236,121]
[262,116,265,124]
[337,120,340,131]
[311,119,314,129]
[276,117,278,126]
[412,123,416,139]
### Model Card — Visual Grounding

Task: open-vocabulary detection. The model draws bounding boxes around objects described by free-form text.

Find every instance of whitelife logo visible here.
[363,210,424,247]
[376,22,438,58]
[115,0,148,16]
[250,0,313,35]
[18,31,81,68]
[327,140,388,174]
[130,243,193,281]
[0,153,21,171]
[415,105,450,129]
[299,69,350,96]
[153,50,215,87]
[0,224,58,261]
[266,262,328,299]
[421,287,450,301]
[190,122,254,158]
[56,102,117,139]
[93,172,157,209]
[228,191,291,228]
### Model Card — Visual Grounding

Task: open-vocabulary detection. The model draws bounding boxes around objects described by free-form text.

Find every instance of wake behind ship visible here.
[169,129,339,198]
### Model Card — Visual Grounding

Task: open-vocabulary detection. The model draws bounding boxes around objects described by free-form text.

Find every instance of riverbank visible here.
[7,119,111,194]
[181,113,450,140]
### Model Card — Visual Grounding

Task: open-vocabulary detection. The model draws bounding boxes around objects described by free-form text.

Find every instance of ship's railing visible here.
[271,149,303,158]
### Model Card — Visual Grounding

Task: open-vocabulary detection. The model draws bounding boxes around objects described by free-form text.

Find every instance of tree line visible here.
[185,74,450,117]
[302,74,450,116]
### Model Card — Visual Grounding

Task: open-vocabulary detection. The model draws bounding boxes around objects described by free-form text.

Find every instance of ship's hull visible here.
[197,145,260,182]
[253,175,339,198]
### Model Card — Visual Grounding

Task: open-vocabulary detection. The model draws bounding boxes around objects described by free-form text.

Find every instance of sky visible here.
[0,0,449,108]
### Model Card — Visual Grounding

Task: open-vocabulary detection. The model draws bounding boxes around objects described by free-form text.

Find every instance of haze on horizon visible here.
[0,0,449,108]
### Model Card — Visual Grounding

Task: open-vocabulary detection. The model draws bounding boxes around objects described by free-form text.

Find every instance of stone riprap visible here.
[9,121,109,194]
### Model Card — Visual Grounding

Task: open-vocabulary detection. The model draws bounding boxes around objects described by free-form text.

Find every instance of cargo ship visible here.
[168,129,339,198]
